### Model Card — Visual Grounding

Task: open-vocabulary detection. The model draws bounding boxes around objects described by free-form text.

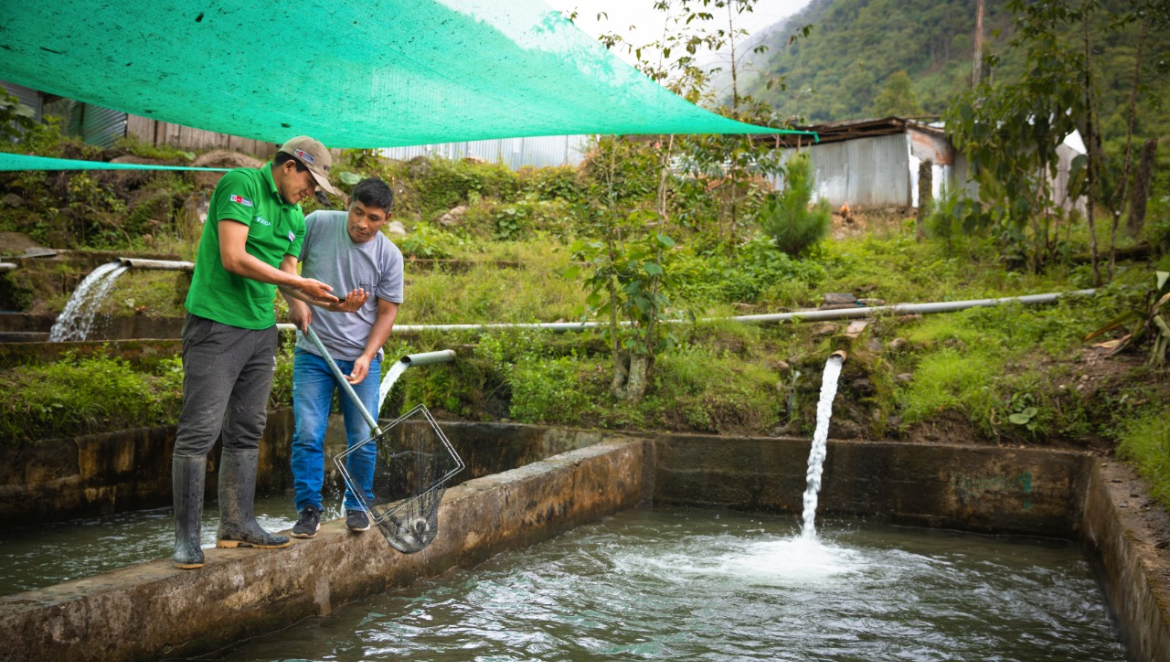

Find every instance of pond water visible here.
[207,508,1126,662]
[0,494,323,595]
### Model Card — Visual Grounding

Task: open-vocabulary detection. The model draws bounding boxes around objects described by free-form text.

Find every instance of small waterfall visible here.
[48,262,128,342]
[800,353,845,541]
[377,360,410,417]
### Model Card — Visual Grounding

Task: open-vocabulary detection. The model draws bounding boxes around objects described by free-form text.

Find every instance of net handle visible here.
[304,325,383,435]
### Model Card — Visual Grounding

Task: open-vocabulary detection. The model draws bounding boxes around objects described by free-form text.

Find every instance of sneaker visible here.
[291,506,321,539]
[346,509,370,532]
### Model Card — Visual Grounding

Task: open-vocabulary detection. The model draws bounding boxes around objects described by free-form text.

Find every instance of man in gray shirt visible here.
[286,177,404,537]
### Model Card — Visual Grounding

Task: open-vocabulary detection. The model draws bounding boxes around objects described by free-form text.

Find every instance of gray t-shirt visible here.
[294,210,404,361]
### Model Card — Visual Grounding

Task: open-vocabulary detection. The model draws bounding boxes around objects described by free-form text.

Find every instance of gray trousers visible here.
[173,313,278,457]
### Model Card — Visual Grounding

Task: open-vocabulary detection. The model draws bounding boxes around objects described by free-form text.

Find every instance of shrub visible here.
[757,153,831,257]
[672,234,826,305]
[518,165,584,202]
[396,223,463,259]
[509,355,595,425]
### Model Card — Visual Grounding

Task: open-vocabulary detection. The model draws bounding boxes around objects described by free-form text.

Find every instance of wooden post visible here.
[973,0,985,86]
[917,159,933,240]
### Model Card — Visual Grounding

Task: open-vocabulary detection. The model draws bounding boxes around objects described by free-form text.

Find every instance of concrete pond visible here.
[0,418,1167,661]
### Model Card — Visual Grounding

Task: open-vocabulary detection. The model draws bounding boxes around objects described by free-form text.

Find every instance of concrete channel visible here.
[0,423,1167,661]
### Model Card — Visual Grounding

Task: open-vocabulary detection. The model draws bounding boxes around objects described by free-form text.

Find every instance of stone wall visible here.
[0,417,624,526]
[0,410,295,526]
[0,439,648,662]
[653,434,1088,537]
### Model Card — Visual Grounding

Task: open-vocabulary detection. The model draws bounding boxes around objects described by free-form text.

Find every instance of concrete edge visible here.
[1083,460,1170,662]
[0,439,647,662]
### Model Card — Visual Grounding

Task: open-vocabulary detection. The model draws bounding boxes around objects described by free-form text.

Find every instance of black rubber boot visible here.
[172,454,207,569]
[215,448,290,549]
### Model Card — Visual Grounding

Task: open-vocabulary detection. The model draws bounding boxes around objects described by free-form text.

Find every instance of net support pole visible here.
[304,325,383,436]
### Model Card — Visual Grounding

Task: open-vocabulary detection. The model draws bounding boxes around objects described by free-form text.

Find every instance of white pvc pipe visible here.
[0,263,15,272]
[274,289,1096,335]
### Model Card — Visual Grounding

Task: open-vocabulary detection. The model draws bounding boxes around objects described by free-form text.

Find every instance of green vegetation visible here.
[0,353,184,444]
[1118,405,1170,506]
[0,0,1167,511]
[757,153,831,257]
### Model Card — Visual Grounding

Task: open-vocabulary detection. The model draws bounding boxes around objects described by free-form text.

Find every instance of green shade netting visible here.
[0,153,228,171]
[0,0,810,149]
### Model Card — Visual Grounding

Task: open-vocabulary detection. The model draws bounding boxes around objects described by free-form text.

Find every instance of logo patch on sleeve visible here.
[288,230,296,243]
[229,194,253,207]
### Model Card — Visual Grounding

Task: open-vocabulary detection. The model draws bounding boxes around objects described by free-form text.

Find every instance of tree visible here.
[870,71,925,117]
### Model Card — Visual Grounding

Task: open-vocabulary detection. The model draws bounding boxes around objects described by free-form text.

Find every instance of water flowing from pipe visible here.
[801,354,845,541]
[48,262,128,342]
[377,360,409,417]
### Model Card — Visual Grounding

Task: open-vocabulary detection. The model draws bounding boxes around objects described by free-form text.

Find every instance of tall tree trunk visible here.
[1128,139,1157,238]
[973,0,985,87]
[1109,16,1149,274]
[1082,5,1101,286]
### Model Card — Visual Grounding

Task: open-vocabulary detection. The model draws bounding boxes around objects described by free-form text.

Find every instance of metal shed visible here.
[762,117,955,211]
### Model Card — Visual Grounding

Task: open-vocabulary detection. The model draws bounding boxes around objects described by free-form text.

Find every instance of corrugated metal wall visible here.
[380,134,591,169]
[772,133,913,209]
[809,133,911,209]
[80,103,128,148]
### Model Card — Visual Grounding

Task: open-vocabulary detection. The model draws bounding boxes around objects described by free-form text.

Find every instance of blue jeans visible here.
[291,349,380,512]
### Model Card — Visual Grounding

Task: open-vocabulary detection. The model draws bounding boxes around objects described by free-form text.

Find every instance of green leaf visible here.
[338,171,361,186]
[643,262,664,276]
[562,265,581,280]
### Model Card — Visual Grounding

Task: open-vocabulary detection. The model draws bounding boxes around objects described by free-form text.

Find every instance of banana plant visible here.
[1084,271,1170,366]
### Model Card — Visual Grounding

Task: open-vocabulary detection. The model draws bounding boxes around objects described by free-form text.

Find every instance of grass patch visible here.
[1118,405,1170,510]
[0,353,184,444]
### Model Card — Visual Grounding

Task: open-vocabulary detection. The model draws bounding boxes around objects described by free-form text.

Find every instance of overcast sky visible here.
[544,0,813,65]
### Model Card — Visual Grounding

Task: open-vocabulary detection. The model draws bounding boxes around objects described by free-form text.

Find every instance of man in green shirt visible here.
[172,136,360,570]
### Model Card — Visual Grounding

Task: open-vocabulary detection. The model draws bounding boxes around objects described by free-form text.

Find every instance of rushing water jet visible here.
[801,351,846,541]
[48,261,128,342]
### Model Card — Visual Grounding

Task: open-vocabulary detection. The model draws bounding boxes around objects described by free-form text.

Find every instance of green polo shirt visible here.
[184,164,306,329]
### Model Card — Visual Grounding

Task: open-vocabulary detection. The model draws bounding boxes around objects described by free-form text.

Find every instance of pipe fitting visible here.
[830,350,848,361]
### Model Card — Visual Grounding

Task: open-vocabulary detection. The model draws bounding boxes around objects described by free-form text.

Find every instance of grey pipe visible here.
[724,290,1098,324]
[400,350,456,367]
[0,262,15,273]
[275,290,1097,336]
[117,257,195,272]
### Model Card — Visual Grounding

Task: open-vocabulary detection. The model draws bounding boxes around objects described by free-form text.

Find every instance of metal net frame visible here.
[334,404,464,554]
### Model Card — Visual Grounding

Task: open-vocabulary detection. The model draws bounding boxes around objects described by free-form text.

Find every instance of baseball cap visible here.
[277,136,338,195]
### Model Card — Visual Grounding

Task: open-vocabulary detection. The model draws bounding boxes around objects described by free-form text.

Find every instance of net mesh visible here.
[0,153,229,171]
[0,0,810,148]
[335,404,464,554]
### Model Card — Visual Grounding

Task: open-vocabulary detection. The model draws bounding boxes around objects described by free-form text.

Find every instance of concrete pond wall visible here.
[0,424,1167,661]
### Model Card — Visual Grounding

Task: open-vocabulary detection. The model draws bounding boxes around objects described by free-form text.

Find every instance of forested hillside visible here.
[736,0,1170,149]
[738,0,1006,121]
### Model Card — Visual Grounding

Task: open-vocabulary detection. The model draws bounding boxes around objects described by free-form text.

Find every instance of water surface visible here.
[212,508,1126,662]
[0,494,323,595]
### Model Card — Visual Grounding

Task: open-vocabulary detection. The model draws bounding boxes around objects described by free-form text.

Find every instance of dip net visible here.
[334,404,464,554]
